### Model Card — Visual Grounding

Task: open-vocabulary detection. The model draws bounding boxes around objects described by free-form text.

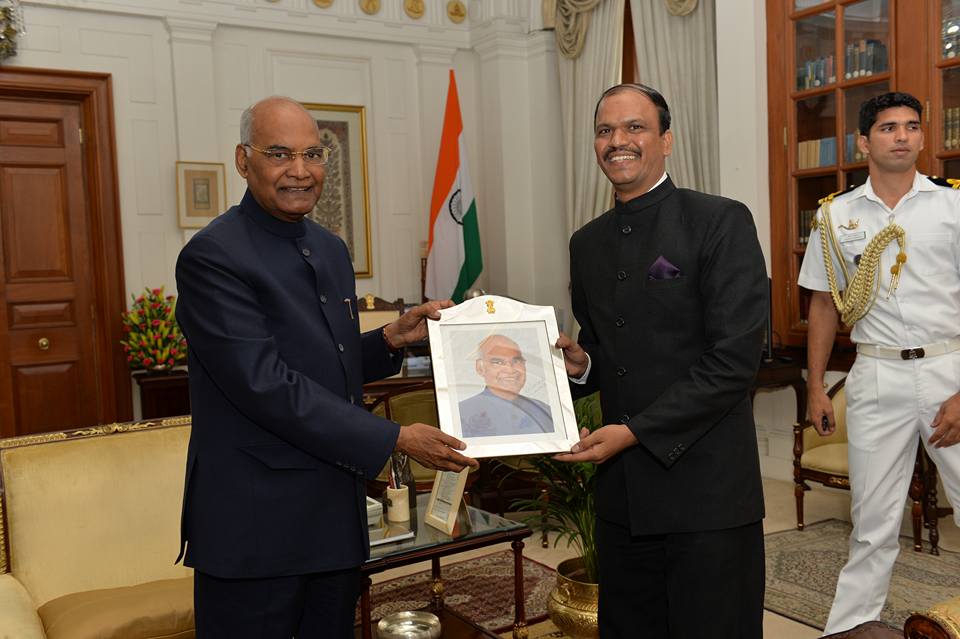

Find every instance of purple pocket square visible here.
[648,256,682,280]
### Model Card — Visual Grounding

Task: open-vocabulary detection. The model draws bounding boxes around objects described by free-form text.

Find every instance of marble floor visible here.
[371,477,960,638]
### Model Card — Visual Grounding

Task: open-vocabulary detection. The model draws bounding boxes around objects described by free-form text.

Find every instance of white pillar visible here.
[166,19,220,161]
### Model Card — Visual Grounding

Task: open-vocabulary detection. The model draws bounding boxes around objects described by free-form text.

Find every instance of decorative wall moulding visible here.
[404,0,424,20]
[447,0,465,24]
[313,0,333,7]
[666,0,697,16]
[359,0,380,15]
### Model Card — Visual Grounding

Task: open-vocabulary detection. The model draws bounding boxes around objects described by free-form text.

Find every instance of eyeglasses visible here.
[483,356,526,369]
[245,143,331,166]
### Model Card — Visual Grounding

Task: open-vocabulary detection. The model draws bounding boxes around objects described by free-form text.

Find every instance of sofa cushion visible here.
[38,577,194,639]
[0,574,45,639]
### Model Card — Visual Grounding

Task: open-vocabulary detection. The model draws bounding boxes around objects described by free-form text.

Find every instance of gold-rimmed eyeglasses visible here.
[245,143,331,166]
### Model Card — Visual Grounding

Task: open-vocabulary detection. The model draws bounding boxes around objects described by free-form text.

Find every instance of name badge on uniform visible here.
[838,231,866,243]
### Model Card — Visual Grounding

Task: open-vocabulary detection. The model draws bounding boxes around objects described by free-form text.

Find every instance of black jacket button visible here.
[617,270,627,281]
[615,317,625,327]
[621,225,632,235]
[617,367,627,376]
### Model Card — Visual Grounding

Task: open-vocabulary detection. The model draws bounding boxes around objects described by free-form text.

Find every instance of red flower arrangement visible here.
[120,287,187,371]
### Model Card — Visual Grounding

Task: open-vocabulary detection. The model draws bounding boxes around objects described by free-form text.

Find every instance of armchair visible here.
[793,377,936,553]
[357,294,403,334]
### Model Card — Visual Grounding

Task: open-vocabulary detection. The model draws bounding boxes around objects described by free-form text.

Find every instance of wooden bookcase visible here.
[766,0,960,351]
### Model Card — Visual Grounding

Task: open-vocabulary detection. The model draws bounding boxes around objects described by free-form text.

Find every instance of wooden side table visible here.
[133,370,190,419]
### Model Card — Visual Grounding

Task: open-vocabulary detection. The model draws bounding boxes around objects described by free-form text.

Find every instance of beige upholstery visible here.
[801,384,848,472]
[38,577,193,639]
[905,594,960,638]
[0,419,194,638]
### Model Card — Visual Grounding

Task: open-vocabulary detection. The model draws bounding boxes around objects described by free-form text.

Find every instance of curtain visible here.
[558,0,625,236]
[629,0,719,194]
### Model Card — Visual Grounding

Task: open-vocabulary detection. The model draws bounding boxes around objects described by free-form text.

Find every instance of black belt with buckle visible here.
[901,347,926,360]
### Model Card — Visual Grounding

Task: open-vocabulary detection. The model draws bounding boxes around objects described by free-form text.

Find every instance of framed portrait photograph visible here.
[301,102,373,278]
[424,468,469,534]
[427,295,580,459]
[176,161,226,229]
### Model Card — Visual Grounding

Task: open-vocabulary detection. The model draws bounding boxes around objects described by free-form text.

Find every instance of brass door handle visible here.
[38,337,50,351]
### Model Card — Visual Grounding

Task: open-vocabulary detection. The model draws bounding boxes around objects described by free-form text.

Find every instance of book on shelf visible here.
[798,209,817,245]
[796,54,835,90]
[946,106,960,150]
[844,39,888,79]
[797,137,836,170]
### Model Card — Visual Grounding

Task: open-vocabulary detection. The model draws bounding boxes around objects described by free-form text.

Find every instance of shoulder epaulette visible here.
[927,176,960,189]
[818,184,857,206]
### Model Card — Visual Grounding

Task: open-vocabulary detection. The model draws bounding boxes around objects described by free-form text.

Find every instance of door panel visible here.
[12,362,82,434]
[0,98,101,435]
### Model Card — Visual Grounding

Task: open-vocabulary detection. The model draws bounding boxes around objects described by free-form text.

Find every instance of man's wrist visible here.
[382,325,402,353]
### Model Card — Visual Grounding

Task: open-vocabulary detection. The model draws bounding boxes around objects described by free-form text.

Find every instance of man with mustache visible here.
[458,334,553,437]
[554,83,768,638]
[174,96,478,638]
[800,91,960,635]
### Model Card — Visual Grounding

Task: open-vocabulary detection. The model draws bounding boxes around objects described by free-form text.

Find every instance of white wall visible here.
[13,0,567,413]
[12,0,567,305]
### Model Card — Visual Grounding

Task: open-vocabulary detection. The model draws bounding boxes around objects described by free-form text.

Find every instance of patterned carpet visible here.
[765,519,960,629]
[360,550,554,633]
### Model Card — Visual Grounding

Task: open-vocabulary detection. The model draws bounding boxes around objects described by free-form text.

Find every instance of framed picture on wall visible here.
[427,295,580,459]
[176,161,227,229]
[300,102,373,278]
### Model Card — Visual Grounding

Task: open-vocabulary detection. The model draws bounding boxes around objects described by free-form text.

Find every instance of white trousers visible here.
[823,352,960,635]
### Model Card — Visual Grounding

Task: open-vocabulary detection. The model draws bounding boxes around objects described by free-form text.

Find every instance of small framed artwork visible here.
[301,102,373,278]
[176,161,227,229]
[424,468,469,534]
[427,295,580,459]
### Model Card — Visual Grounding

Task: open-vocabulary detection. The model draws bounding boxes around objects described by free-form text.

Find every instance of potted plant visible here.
[511,392,602,639]
[120,287,187,372]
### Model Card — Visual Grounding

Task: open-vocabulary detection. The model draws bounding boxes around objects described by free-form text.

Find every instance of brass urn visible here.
[547,557,599,639]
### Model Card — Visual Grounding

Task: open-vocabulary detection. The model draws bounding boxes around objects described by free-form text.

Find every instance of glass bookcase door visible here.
[942,0,960,59]
[796,10,837,90]
[942,67,960,152]
[842,0,890,80]
[843,81,889,163]
[796,175,837,249]
[797,93,837,169]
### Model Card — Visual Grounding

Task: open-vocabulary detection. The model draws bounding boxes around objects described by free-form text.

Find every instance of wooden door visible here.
[0,68,129,437]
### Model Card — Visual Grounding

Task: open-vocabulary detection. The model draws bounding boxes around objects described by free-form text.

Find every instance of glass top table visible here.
[359,492,533,639]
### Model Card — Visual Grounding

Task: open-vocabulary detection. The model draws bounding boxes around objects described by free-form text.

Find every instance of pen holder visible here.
[385,486,410,522]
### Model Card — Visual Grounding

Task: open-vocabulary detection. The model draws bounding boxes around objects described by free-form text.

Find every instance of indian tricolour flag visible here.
[425,70,482,303]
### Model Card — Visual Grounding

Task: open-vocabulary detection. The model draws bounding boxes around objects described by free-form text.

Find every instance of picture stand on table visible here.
[424,468,469,534]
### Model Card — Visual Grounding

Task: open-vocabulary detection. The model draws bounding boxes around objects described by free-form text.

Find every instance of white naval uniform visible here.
[799,172,960,635]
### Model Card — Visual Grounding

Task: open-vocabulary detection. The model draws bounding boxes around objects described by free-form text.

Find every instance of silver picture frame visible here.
[427,295,579,458]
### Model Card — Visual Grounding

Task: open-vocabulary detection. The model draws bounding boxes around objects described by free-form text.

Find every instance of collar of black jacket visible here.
[613,176,675,215]
[240,189,308,239]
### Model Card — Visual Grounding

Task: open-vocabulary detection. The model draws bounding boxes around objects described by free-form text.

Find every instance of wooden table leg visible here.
[512,539,528,639]
[360,575,373,639]
[430,557,445,610]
